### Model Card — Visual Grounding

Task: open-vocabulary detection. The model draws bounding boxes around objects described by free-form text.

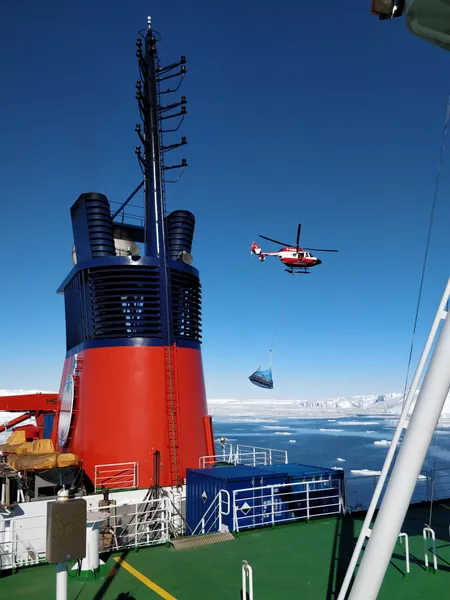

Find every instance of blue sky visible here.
[1,1,450,400]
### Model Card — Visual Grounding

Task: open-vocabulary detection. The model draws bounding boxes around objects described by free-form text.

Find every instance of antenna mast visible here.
[135,16,188,257]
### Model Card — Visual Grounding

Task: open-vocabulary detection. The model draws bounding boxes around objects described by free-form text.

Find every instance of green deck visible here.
[3,502,450,599]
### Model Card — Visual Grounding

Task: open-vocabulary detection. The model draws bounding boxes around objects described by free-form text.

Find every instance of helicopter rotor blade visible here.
[259,235,293,247]
[303,247,339,253]
[296,224,301,253]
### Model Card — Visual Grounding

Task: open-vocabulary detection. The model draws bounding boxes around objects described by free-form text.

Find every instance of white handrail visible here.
[236,444,288,465]
[365,528,410,575]
[398,533,410,574]
[218,489,230,531]
[94,462,138,490]
[423,526,438,571]
[232,478,342,532]
[242,560,254,600]
[191,489,231,535]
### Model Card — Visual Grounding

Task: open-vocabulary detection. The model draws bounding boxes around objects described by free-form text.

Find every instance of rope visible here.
[267,290,288,373]
[401,93,450,411]
[269,275,295,353]
[270,311,283,353]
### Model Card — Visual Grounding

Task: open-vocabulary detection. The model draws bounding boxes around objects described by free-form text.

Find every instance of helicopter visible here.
[251,224,338,274]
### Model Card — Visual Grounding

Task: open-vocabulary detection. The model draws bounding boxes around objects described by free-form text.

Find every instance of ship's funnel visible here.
[53,22,215,492]
[70,193,116,263]
[166,210,195,261]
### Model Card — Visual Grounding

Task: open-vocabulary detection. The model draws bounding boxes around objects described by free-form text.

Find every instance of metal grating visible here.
[89,267,161,338]
[171,531,234,550]
[64,265,162,350]
[64,264,202,351]
[170,269,202,343]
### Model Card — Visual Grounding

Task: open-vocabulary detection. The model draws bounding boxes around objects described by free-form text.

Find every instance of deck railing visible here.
[232,477,343,532]
[190,489,231,535]
[190,476,342,535]
[344,466,450,513]
[0,496,170,572]
[94,462,139,491]
[199,443,288,469]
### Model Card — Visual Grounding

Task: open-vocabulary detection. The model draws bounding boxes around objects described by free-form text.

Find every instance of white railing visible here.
[199,443,288,469]
[190,489,231,535]
[232,477,343,532]
[94,462,139,491]
[0,510,46,570]
[344,467,450,513]
[0,496,170,571]
[423,525,438,571]
[236,444,288,466]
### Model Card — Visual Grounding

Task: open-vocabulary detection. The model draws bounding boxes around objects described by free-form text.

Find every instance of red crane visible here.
[0,393,58,440]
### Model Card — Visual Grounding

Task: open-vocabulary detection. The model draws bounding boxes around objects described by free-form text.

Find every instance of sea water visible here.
[212,415,450,476]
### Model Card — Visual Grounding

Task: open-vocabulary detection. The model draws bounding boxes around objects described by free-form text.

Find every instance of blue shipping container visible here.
[186,465,289,533]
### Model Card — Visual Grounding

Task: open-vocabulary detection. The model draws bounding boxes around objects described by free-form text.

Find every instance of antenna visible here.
[134,17,189,257]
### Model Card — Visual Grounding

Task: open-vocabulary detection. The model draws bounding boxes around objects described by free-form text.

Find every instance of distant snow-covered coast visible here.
[207,392,450,423]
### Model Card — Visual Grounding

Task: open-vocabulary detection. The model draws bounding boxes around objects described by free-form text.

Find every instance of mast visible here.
[135,16,187,258]
[140,17,163,257]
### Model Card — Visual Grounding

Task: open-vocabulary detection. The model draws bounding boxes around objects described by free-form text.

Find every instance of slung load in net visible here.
[248,366,274,389]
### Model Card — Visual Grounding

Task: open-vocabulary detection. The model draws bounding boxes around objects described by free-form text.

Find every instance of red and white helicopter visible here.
[251,224,338,274]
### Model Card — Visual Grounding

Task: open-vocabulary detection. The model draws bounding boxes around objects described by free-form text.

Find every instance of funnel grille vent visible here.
[170,269,202,342]
[89,266,162,338]
[64,265,162,350]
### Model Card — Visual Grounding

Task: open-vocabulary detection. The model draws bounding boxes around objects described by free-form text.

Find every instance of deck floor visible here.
[3,503,450,599]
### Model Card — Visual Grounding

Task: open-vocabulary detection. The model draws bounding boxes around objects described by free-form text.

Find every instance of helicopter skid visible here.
[285,268,311,274]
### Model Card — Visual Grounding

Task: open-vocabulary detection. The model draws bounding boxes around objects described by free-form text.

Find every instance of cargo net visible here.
[249,367,273,389]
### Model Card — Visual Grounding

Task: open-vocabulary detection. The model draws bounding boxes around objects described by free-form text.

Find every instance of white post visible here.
[55,488,69,600]
[87,527,100,570]
[306,482,310,520]
[338,278,450,600]
[348,295,450,600]
[398,533,410,574]
[271,487,275,526]
[242,560,254,600]
[218,491,223,532]
[56,561,68,600]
